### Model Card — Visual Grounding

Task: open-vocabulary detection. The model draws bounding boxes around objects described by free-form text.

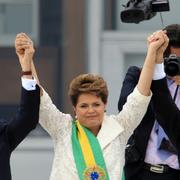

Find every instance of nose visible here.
[87,105,95,113]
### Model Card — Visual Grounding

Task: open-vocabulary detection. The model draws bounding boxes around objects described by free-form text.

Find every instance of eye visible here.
[93,103,101,107]
[79,104,88,108]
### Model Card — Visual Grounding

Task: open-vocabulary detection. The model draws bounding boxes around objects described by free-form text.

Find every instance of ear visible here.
[73,106,78,119]
[104,103,107,112]
[73,106,76,114]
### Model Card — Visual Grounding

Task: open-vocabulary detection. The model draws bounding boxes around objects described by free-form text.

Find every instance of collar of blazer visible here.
[97,115,123,149]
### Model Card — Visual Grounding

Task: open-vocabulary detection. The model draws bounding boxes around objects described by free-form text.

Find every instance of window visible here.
[0,0,39,46]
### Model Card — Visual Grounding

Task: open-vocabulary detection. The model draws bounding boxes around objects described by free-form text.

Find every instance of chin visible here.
[87,121,101,128]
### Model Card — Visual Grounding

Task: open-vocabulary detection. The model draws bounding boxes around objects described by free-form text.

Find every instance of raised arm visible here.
[116,31,169,140]
[7,86,40,150]
[118,30,169,112]
[137,30,168,96]
[15,33,72,138]
[6,33,40,150]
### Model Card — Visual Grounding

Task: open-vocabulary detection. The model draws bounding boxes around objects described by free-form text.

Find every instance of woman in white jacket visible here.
[15,30,168,180]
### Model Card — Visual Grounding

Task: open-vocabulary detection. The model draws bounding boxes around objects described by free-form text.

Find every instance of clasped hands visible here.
[147,30,169,64]
[15,33,35,72]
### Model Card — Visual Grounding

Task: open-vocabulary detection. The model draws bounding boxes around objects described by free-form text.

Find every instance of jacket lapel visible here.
[97,115,123,149]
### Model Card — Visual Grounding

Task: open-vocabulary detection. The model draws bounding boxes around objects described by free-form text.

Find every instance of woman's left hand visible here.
[155,31,169,64]
[148,30,166,48]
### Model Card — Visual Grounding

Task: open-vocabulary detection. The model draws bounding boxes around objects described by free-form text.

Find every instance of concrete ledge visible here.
[15,137,53,151]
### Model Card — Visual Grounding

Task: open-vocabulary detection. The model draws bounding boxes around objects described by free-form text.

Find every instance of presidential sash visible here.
[122,171,125,180]
[72,120,109,180]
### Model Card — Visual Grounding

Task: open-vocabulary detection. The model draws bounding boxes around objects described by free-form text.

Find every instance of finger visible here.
[163,30,167,34]
[15,48,24,53]
[15,40,30,44]
[16,32,27,39]
[148,34,158,43]
[148,30,163,42]
[16,45,32,50]
[155,31,165,43]
[22,33,31,40]
[15,33,33,44]
[19,33,33,44]
[161,33,169,48]
[15,40,33,46]
[173,77,180,85]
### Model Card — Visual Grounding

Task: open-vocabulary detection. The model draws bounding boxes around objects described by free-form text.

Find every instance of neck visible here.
[89,126,101,136]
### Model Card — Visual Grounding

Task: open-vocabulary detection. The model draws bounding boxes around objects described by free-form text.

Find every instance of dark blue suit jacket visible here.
[0,85,40,180]
[118,66,180,180]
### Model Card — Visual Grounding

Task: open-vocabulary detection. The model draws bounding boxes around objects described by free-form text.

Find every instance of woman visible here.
[15,30,168,180]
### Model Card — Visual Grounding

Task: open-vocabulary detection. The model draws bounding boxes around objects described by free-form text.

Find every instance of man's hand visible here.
[156,31,169,64]
[172,76,180,85]
[15,33,35,72]
[147,30,169,64]
[147,30,167,51]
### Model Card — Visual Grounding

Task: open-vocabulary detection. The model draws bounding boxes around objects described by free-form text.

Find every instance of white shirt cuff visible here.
[153,63,166,80]
[21,77,37,90]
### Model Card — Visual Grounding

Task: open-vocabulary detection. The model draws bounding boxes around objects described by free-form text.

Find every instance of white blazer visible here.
[39,87,151,180]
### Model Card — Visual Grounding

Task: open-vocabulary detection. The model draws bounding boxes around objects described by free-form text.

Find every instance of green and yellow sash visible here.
[72,120,109,180]
[122,171,125,180]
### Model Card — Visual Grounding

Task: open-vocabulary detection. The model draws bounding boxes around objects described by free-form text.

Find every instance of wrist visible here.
[156,58,164,64]
[22,75,33,79]
[21,70,32,76]
[20,60,31,72]
[21,70,33,79]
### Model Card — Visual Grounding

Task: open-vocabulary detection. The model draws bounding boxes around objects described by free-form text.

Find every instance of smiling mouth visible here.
[86,116,97,119]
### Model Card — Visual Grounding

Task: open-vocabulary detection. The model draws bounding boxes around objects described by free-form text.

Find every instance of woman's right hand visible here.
[15,33,35,72]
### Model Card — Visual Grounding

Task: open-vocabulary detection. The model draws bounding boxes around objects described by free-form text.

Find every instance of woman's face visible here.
[170,47,180,85]
[73,93,106,134]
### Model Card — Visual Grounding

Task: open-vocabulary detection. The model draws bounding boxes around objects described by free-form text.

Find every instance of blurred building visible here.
[0,0,179,179]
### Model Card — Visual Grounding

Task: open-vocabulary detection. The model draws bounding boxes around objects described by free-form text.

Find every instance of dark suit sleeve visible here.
[151,79,180,150]
[7,85,40,151]
[118,66,141,111]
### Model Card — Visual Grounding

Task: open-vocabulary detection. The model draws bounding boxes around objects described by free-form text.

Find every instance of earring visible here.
[75,115,78,119]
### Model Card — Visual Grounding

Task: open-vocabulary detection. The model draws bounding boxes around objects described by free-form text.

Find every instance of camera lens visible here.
[164,61,179,76]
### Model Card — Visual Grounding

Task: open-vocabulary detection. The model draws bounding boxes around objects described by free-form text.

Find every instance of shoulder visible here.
[126,66,141,77]
[123,66,141,83]
[127,66,141,73]
[103,114,124,132]
[0,118,8,133]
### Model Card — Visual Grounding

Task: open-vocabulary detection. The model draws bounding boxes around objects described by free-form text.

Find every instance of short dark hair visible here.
[68,74,108,106]
[163,24,180,57]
